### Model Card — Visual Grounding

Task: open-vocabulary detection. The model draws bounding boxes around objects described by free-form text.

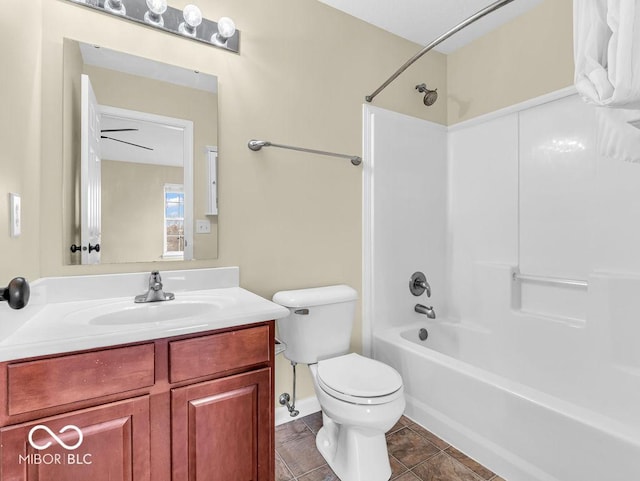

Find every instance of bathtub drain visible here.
[418,328,429,341]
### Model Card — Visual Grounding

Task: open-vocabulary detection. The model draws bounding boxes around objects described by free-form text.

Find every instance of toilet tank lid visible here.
[272,285,357,308]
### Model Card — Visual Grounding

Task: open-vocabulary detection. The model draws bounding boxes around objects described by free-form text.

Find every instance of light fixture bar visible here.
[66,0,240,53]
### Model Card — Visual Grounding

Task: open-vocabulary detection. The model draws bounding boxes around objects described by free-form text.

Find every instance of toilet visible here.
[273,285,405,481]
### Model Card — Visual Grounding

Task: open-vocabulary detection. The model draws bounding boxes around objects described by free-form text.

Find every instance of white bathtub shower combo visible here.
[363,90,640,481]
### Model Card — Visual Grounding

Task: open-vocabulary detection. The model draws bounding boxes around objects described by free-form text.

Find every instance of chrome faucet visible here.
[415,304,436,319]
[135,271,175,303]
[410,272,431,297]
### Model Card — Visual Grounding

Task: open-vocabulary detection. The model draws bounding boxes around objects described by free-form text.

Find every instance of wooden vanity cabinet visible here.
[0,321,275,481]
[1,396,150,481]
[171,368,272,481]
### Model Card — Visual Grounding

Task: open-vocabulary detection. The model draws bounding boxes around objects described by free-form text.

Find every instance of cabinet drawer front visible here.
[169,326,270,383]
[7,344,155,415]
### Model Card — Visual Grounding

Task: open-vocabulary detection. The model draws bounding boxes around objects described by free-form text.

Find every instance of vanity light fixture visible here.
[178,4,202,37]
[66,0,240,53]
[144,0,168,27]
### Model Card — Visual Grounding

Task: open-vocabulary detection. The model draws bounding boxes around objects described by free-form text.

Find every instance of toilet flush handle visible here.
[294,308,309,315]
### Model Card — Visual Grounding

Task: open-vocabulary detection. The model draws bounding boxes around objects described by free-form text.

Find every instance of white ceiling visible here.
[100,114,185,168]
[317,0,544,53]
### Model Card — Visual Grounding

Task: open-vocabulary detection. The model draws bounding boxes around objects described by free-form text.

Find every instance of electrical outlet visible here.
[9,193,20,237]
[196,219,211,234]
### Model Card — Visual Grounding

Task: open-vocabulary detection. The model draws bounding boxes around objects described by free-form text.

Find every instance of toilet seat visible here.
[317,353,403,405]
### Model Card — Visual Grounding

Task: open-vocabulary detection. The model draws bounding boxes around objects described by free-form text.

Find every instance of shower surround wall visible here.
[365,91,640,480]
[362,105,447,353]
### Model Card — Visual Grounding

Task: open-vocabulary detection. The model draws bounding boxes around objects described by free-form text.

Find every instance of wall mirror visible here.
[63,38,218,265]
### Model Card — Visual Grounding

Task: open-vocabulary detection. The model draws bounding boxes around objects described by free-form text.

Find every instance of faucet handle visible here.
[149,271,162,289]
[410,271,431,297]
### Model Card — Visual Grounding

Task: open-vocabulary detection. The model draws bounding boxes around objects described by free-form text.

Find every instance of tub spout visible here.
[415,304,436,319]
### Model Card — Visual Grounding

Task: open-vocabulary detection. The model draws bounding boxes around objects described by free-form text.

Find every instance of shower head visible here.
[416,83,438,107]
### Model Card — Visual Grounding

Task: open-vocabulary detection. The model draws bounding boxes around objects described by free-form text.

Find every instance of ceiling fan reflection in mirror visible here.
[100,128,154,151]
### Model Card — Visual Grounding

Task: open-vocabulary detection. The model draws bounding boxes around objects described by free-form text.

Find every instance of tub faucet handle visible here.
[410,271,431,297]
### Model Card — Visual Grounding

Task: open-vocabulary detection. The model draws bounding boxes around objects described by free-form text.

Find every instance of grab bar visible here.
[248,139,362,166]
[512,272,588,287]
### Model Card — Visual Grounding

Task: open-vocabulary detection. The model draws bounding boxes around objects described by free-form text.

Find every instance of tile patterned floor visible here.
[275,412,507,481]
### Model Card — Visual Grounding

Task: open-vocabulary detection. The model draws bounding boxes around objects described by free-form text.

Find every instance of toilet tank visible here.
[273,285,358,364]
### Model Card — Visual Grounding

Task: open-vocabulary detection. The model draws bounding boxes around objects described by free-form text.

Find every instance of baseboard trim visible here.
[275,395,321,426]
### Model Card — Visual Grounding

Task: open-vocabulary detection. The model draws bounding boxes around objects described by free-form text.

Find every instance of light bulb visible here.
[217,17,236,38]
[146,0,167,14]
[212,16,236,45]
[179,4,202,36]
[144,0,167,26]
[104,0,125,15]
[183,4,202,27]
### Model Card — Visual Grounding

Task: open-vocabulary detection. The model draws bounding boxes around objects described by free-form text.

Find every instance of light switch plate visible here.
[9,193,21,237]
[196,219,211,234]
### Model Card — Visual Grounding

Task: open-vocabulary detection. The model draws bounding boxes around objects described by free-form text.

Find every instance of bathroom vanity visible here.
[0,268,288,481]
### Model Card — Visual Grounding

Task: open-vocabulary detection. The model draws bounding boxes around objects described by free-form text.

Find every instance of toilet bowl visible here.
[273,285,406,481]
[310,354,405,481]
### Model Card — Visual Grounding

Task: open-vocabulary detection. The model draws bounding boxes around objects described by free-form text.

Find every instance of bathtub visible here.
[373,321,640,481]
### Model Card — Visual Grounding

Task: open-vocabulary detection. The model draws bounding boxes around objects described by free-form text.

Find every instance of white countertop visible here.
[0,268,289,362]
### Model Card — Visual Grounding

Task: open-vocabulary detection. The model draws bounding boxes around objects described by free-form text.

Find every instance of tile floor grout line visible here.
[275,445,299,481]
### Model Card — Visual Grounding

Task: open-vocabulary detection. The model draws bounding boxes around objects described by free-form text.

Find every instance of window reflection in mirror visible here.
[62,38,218,265]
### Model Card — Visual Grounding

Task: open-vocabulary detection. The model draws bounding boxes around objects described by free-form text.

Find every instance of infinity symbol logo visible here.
[28,425,84,450]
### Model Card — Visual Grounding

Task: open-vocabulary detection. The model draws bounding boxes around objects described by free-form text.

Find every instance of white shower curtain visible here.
[574,0,640,162]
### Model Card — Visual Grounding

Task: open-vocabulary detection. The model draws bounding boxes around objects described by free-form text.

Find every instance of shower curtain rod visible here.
[365,0,516,103]
[248,140,362,166]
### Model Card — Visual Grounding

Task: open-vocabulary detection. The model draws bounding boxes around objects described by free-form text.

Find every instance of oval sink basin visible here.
[62,296,237,327]
[89,301,219,326]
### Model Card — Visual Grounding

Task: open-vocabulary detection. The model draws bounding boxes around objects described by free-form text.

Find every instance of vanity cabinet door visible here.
[0,396,150,481]
[171,368,272,481]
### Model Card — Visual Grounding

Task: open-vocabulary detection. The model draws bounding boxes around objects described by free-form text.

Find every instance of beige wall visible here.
[0,0,42,281]
[447,0,574,124]
[101,161,183,264]
[1,0,573,406]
